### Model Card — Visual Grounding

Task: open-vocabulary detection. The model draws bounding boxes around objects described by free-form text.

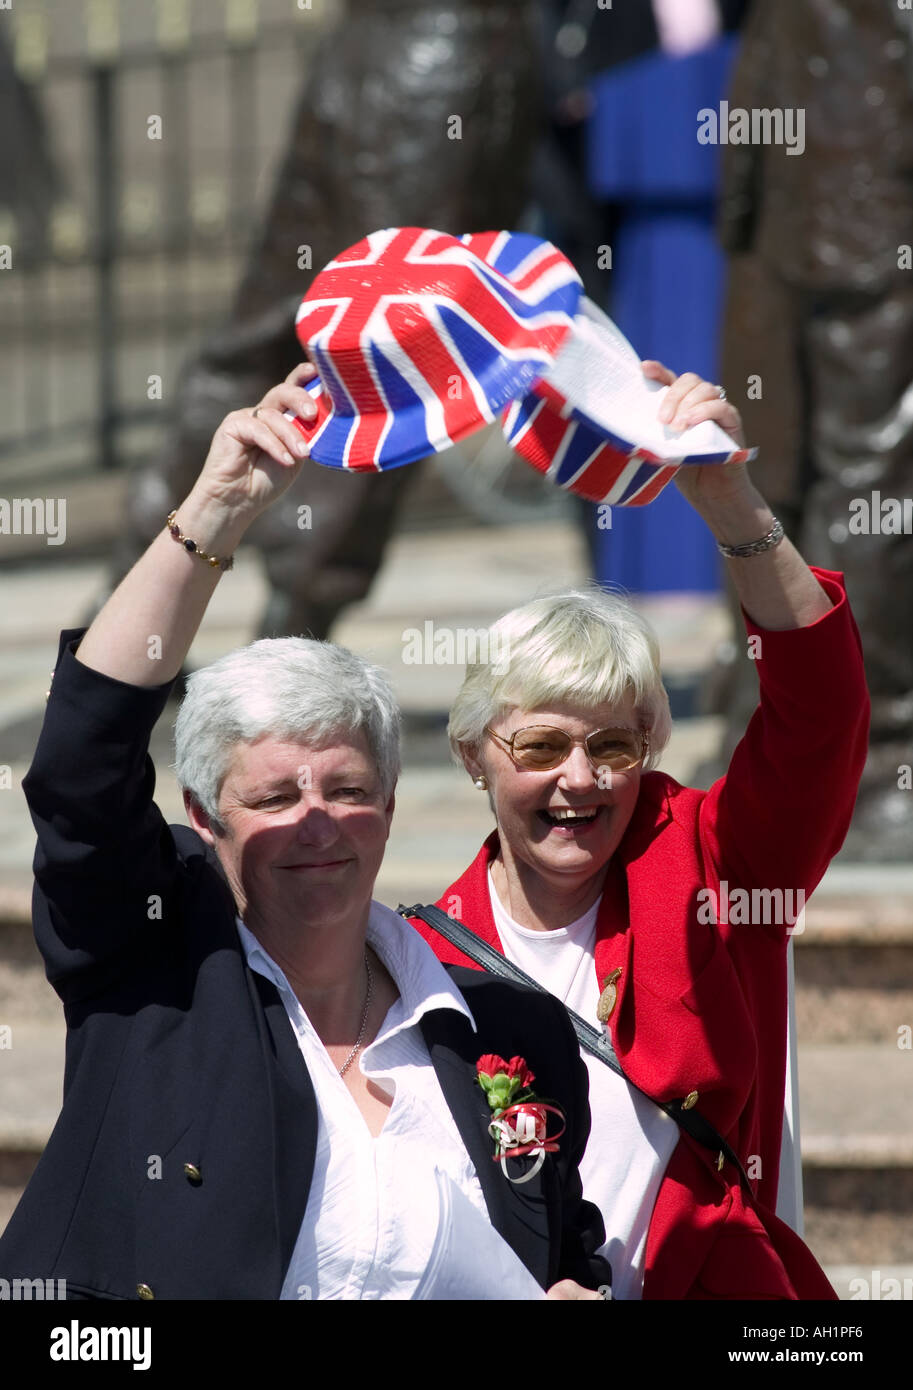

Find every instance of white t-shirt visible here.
[489,870,679,1300]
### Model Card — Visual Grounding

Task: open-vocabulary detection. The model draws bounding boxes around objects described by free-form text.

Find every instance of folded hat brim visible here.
[502,391,683,506]
[502,298,756,504]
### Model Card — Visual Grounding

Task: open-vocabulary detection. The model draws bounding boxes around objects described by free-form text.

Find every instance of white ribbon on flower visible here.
[489,1109,548,1185]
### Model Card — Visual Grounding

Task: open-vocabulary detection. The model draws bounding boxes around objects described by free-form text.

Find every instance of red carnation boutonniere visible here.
[476,1055,566,1185]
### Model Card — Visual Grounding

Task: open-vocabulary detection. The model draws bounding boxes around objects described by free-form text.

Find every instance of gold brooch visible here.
[596,968,622,1024]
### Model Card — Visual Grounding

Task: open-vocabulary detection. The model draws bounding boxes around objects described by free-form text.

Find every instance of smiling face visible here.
[185,731,395,943]
[466,695,645,905]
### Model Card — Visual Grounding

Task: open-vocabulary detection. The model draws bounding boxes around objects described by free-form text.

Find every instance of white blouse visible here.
[237,902,543,1300]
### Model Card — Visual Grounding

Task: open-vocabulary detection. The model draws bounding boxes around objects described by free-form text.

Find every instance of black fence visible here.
[0,8,323,476]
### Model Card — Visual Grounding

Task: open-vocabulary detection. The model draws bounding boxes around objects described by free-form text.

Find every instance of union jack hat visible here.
[502,298,757,506]
[289,226,582,472]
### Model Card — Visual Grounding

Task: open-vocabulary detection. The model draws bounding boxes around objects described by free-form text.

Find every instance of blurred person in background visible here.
[535,0,751,593]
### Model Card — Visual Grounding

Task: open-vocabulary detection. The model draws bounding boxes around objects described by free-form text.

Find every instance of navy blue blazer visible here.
[0,631,608,1300]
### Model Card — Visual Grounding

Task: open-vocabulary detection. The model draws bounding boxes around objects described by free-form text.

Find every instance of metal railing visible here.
[0,0,329,475]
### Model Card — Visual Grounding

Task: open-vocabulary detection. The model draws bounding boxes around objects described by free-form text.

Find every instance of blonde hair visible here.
[448,586,671,769]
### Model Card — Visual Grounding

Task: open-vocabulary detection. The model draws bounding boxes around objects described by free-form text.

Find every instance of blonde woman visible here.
[411,364,870,1300]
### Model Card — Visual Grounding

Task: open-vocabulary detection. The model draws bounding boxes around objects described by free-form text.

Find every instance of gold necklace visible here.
[338,952,374,1077]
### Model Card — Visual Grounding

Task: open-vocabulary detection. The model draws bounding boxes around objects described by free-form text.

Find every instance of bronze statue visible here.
[714,0,913,860]
[110,0,543,640]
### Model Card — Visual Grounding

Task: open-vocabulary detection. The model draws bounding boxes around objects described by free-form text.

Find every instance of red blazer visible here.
[412,569,869,1299]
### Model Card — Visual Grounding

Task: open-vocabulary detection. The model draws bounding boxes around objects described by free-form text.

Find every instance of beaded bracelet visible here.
[166,510,234,572]
[716,516,784,559]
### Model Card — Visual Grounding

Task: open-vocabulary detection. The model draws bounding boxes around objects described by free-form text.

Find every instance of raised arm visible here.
[76,363,319,684]
[26,366,319,996]
[642,361,832,631]
[640,363,869,901]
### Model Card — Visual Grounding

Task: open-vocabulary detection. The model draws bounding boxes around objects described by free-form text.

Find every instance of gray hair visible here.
[173,637,401,826]
[448,586,671,770]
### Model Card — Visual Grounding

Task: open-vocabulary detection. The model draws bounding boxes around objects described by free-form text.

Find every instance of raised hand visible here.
[637,362,831,629]
[191,362,320,523]
[640,360,751,511]
[642,361,745,446]
[75,363,324,685]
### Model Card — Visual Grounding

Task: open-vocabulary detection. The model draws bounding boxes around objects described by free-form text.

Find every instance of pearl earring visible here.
[473,775,489,791]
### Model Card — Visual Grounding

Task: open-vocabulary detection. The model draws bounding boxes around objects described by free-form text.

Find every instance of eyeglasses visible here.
[484,724,649,772]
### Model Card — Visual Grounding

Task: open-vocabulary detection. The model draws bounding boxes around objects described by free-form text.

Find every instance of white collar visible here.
[236,901,476,1042]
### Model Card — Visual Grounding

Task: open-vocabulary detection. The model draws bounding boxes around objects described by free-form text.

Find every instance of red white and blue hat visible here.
[501,298,757,506]
[289,227,583,472]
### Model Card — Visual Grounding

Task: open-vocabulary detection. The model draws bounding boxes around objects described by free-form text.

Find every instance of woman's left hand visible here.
[640,362,833,628]
[640,360,752,513]
[545,1279,607,1300]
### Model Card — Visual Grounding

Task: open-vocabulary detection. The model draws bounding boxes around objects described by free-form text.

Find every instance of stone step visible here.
[804,1168,913,1268]
[4,1024,906,1155]
[797,1045,913,1170]
[5,862,911,1047]
[3,1045,906,1162]
[793,941,913,1049]
[795,866,913,946]
[2,1020,910,1261]
[1,906,911,1045]
[1,1023,906,1217]
[2,1156,909,1276]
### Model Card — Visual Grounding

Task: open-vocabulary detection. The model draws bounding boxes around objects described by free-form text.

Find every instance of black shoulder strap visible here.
[401,901,751,1188]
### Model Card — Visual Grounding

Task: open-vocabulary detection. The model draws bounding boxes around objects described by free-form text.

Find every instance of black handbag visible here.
[401,901,751,1188]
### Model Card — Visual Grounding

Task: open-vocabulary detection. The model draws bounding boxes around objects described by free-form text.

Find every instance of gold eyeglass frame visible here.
[484,724,650,773]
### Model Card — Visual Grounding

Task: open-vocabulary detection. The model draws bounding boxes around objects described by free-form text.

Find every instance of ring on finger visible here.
[716,386,727,401]
[252,405,263,419]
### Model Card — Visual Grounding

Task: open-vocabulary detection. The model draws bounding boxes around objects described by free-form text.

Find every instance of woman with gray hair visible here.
[410,362,870,1301]
[0,364,609,1301]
